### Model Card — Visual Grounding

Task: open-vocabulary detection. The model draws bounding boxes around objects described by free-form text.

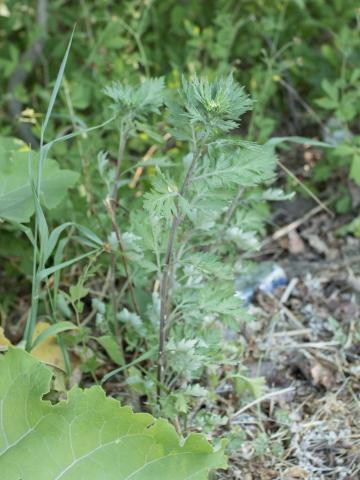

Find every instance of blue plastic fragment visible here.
[235,263,288,304]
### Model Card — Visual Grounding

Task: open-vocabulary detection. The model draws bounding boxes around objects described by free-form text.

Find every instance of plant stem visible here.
[105,197,141,316]
[25,151,44,351]
[156,136,206,400]
[210,186,245,251]
[106,119,140,322]
[112,119,130,200]
[223,186,244,227]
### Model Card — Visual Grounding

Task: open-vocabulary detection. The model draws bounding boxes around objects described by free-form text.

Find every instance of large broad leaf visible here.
[0,348,226,479]
[0,137,79,222]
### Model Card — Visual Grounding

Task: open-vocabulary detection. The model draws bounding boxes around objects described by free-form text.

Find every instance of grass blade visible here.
[30,321,78,351]
[42,27,76,136]
[37,249,99,281]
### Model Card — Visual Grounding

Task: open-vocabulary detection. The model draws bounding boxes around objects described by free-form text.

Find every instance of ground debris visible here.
[218,202,360,479]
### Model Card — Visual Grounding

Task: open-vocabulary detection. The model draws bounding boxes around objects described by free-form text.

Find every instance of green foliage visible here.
[0,25,274,448]
[1,2,357,470]
[174,75,252,135]
[0,348,226,479]
[1,0,357,200]
[104,77,165,118]
[337,215,360,238]
[315,65,360,187]
[0,137,78,222]
[97,73,280,418]
[234,374,266,399]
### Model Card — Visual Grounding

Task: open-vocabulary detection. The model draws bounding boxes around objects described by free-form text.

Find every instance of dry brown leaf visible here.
[283,466,309,479]
[31,321,65,371]
[310,362,336,389]
[0,327,12,351]
[288,230,305,254]
[306,233,329,255]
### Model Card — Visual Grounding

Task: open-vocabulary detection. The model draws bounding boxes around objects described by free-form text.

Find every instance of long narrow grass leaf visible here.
[101,347,157,384]
[52,237,69,309]
[76,224,104,247]
[43,116,115,154]
[31,321,78,351]
[266,136,332,148]
[43,222,73,263]
[9,222,36,250]
[42,28,75,136]
[37,249,99,281]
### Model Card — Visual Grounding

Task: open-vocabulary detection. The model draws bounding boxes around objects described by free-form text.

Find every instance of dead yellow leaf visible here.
[310,361,336,390]
[283,466,309,479]
[31,321,65,371]
[0,327,12,350]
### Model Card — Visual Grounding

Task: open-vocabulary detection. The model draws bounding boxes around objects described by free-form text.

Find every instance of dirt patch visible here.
[218,200,360,479]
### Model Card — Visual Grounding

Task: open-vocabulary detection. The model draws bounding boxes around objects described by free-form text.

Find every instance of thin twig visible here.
[224,186,245,226]
[104,197,141,316]
[81,266,112,326]
[112,120,130,200]
[106,120,141,322]
[129,133,171,188]
[217,186,245,242]
[262,199,334,249]
[232,386,295,419]
[278,77,324,128]
[278,161,334,217]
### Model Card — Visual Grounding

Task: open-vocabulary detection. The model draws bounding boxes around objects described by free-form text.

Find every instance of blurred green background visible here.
[0,0,359,230]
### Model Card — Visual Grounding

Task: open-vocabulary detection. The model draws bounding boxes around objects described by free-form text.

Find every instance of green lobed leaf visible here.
[143,170,179,222]
[192,144,277,189]
[168,75,252,139]
[103,77,165,118]
[0,348,226,479]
